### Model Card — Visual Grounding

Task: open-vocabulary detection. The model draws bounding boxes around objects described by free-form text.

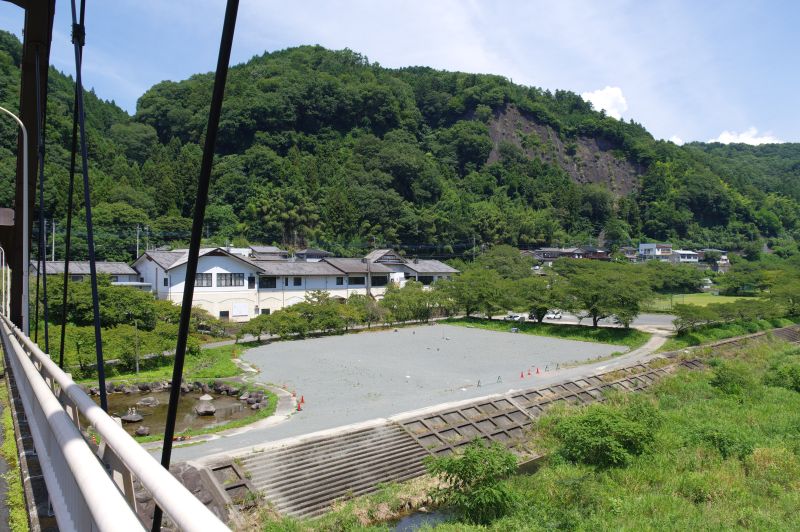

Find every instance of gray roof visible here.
[364,249,392,261]
[250,245,286,254]
[253,260,342,276]
[402,259,459,274]
[167,248,263,271]
[32,261,137,276]
[324,258,393,274]
[297,248,332,257]
[139,250,184,270]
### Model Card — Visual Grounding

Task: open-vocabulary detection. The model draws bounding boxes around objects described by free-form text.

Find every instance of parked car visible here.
[503,314,526,322]
[545,311,562,320]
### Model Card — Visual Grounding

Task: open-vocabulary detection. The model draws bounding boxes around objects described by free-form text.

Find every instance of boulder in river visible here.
[195,402,216,416]
[136,396,159,408]
[135,426,150,436]
[121,410,143,423]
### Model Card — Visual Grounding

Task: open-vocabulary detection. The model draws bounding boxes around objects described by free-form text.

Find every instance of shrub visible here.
[554,404,654,467]
[745,447,800,492]
[764,358,800,393]
[425,440,517,525]
[709,360,760,398]
[694,426,754,460]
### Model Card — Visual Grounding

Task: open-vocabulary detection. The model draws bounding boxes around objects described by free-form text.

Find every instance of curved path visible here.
[167,323,670,463]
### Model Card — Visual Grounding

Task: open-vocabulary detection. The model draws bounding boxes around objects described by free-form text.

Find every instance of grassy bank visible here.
[444,317,650,350]
[660,317,795,352]
[646,292,757,312]
[0,382,29,532]
[77,341,253,386]
[257,336,800,530]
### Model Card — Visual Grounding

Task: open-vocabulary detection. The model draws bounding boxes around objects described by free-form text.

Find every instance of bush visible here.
[709,360,760,398]
[764,357,800,393]
[425,440,517,525]
[694,426,754,460]
[554,403,654,467]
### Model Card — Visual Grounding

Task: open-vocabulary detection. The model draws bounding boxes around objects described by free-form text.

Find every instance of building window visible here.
[217,273,244,287]
[248,276,256,289]
[371,275,388,287]
[163,277,169,287]
[259,276,277,289]
[418,275,434,285]
[219,310,229,321]
[260,308,271,315]
[336,276,344,286]
[293,276,302,286]
[195,273,212,287]
[110,275,119,282]
[349,276,365,286]
[284,277,289,287]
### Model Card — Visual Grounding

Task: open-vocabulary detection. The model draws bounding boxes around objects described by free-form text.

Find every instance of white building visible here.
[31,261,150,290]
[131,247,451,322]
[670,249,699,264]
[364,249,459,285]
[638,243,673,262]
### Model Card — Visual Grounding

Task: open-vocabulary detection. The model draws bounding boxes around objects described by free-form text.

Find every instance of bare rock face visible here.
[486,105,645,195]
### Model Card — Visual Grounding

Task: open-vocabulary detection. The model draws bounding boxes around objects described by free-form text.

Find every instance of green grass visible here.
[660,317,795,352]
[445,317,650,350]
[78,341,254,386]
[646,292,758,312]
[1,381,30,532]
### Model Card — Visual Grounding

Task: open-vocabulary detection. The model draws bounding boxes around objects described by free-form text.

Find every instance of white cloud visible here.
[581,86,628,119]
[708,127,783,145]
[668,135,684,145]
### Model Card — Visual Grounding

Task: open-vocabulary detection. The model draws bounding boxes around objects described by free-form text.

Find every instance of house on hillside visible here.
[296,248,332,262]
[31,261,149,289]
[638,243,673,262]
[249,245,289,261]
[669,249,699,264]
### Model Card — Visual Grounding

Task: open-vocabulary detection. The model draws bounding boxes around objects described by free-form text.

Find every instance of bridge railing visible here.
[0,314,230,531]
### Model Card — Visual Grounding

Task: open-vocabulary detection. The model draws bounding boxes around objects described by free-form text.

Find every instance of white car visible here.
[545,311,562,320]
[503,314,526,323]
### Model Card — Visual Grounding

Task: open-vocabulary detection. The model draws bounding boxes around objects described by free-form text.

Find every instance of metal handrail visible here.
[0,314,230,531]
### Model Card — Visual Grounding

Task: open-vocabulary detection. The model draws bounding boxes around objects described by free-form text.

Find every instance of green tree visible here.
[425,440,517,525]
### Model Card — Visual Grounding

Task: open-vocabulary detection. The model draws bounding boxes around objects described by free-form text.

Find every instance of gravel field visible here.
[172,323,626,461]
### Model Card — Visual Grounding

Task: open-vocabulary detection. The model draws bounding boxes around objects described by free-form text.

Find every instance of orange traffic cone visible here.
[297,402,302,412]
[300,395,305,404]
[520,371,525,379]
[536,367,540,375]
[527,368,531,376]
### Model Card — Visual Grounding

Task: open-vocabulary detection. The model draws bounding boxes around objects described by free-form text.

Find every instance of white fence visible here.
[0,314,230,531]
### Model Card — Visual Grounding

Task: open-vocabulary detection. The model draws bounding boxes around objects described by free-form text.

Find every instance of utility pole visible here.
[136,224,140,258]
[51,219,55,261]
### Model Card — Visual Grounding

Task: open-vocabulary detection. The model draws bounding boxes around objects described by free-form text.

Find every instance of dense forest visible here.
[2,30,800,261]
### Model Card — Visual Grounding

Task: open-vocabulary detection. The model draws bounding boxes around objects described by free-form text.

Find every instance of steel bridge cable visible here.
[70,0,108,411]
[151,1,239,530]
[33,47,50,354]
[59,3,85,369]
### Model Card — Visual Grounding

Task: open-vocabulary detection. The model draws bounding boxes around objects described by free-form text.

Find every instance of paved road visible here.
[170,323,643,462]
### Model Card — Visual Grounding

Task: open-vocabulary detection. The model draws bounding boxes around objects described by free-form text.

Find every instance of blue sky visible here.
[1,0,797,144]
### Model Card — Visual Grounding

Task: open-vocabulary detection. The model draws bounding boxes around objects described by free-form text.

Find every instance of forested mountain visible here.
[1,31,799,261]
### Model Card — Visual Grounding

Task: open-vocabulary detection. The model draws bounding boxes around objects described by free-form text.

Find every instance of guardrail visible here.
[0,314,230,531]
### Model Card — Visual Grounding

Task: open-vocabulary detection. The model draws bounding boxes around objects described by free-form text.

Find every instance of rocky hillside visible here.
[487,105,644,195]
